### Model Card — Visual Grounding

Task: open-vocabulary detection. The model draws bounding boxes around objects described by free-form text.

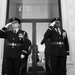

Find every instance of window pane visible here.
[8,0,59,19]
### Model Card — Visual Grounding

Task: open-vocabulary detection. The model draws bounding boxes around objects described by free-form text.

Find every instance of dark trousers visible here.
[50,56,67,75]
[20,55,28,75]
[6,58,21,75]
[2,55,7,75]
[45,52,51,72]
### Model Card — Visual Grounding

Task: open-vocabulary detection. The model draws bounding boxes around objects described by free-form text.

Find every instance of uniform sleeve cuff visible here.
[22,50,27,54]
[2,27,7,31]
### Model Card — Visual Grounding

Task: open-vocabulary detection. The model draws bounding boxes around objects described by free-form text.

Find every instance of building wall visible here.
[0,0,7,74]
[61,0,75,64]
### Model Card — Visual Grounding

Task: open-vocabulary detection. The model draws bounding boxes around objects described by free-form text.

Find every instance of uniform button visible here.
[13,38,14,40]
[60,45,61,47]
[12,47,14,48]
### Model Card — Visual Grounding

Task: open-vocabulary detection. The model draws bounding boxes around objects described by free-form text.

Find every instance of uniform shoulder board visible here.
[48,27,52,30]
[1,27,7,32]
[62,30,67,38]
[48,26,53,30]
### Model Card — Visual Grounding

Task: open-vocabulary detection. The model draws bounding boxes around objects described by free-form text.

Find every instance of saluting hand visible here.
[5,22,12,28]
[50,21,56,27]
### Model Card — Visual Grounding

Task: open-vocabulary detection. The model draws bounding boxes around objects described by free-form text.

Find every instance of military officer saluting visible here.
[0,17,29,75]
[43,17,69,75]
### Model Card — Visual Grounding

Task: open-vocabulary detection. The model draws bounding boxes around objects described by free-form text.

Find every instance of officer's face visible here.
[54,21,61,28]
[12,21,20,29]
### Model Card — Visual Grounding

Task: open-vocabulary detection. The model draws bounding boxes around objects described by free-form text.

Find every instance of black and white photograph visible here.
[0,0,74,75]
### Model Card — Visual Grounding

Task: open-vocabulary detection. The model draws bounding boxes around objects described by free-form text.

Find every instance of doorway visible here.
[3,0,61,75]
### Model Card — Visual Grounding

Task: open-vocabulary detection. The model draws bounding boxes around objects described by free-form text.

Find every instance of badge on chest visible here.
[18,33,24,40]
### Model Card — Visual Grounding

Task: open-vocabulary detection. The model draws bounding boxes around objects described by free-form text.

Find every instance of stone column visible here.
[61,0,75,64]
[0,0,7,74]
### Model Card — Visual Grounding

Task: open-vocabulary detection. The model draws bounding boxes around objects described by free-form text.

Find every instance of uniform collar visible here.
[13,28,19,33]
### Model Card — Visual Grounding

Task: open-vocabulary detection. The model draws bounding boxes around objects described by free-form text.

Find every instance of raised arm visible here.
[0,23,12,38]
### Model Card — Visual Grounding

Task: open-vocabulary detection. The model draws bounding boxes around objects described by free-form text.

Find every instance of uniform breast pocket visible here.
[19,37,23,41]
[18,33,24,41]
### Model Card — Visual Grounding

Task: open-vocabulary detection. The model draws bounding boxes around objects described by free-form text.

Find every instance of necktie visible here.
[13,30,16,33]
[57,28,61,35]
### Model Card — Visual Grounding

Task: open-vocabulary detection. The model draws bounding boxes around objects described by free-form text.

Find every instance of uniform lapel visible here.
[61,30,64,38]
[54,28,60,36]
[17,29,20,34]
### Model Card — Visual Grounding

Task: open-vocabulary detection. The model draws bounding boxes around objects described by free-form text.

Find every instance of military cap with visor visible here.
[10,17,21,24]
[51,17,60,23]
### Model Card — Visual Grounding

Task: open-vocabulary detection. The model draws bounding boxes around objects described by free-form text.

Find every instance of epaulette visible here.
[48,26,53,30]
[1,29,5,32]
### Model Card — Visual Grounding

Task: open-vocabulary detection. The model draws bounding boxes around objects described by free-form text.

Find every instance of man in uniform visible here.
[42,17,69,75]
[0,17,29,75]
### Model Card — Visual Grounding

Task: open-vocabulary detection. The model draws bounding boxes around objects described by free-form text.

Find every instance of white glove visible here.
[21,54,25,59]
[5,22,12,28]
[50,21,56,27]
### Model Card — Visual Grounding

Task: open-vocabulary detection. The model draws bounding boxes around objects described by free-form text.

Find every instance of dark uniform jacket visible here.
[43,26,69,56]
[0,27,28,58]
[41,38,51,55]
